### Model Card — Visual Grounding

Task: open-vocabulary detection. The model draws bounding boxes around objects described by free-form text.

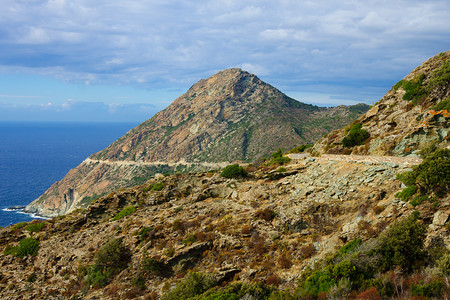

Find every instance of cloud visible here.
[0,0,448,108]
[0,100,158,122]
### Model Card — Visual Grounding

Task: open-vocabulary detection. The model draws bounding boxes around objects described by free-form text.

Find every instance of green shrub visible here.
[342,123,370,147]
[397,148,450,197]
[429,58,450,89]
[162,272,217,300]
[141,256,164,276]
[151,182,165,191]
[410,280,444,298]
[432,98,450,111]
[437,253,450,276]
[297,268,335,298]
[375,213,427,272]
[402,74,427,105]
[221,164,247,179]
[336,238,362,258]
[14,237,40,258]
[269,149,291,165]
[85,265,111,288]
[182,233,197,246]
[138,226,153,242]
[288,144,313,153]
[24,222,45,233]
[194,282,275,300]
[11,222,28,231]
[395,185,418,201]
[409,194,430,207]
[85,238,131,288]
[3,245,16,256]
[94,238,131,273]
[112,205,136,221]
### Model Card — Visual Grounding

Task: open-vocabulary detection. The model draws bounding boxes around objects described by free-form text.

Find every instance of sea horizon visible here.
[0,121,138,227]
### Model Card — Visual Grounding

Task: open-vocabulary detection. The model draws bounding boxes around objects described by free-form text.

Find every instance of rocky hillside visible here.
[1,52,449,299]
[312,51,450,156]
[24,68,368,217]
[1,154,448,299]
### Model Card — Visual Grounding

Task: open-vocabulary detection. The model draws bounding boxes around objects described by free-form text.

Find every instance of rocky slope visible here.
[24,68,368,217]
[312,51,450,156]
[1,52,449,299]
[1,154,448,299]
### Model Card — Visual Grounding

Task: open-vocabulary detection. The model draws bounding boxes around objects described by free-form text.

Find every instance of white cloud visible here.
[0,0,448,108]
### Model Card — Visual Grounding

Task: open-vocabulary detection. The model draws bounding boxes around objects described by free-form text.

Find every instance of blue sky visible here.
[0,0,449,122]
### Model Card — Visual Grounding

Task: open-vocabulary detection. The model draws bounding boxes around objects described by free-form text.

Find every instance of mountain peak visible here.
[25,68,368,217]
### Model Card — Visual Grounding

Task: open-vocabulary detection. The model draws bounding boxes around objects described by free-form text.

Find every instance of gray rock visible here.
[432,211,449,226]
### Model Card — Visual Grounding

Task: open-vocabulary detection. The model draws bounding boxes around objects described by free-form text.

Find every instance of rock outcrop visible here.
[312,51,450,156]
[25,68,368,217]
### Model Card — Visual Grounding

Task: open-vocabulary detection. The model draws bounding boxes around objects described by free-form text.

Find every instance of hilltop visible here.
[24,68,368,217]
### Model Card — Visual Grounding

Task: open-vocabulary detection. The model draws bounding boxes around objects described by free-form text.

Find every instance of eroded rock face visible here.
[25,68,368,217]
[312,51,450,157]
[3,157,447,299]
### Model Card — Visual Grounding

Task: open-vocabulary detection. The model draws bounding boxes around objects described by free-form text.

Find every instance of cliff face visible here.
[25,68,368,217]
[312,51,450,156]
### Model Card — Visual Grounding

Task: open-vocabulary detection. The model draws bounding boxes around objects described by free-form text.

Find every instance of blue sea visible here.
[0,122,137,228]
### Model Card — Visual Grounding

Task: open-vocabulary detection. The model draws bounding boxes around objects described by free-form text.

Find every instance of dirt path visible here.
[83,158,231,169]
[288,153,422,167]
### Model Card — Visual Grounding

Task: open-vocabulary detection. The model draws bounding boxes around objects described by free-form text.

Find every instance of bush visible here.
[342,123,370,148]
[94,238,131,273]
[138,226,153,242]
[401,74,427,105]
[14,237,40,258]
[182,233,197,246]
[85,265,111,288]
[395,185,418,201]
[375,213,427,272]
[24,221,45,233]
[397,148,450,197]
[269,149,291,165]
[162,272,217,300]
[195,282,275,300]
[221,164,247,179]
[429,58,450,89]
[151,182,165,191]
[11,222,28,231]
[437,253,450,276]
[288,144,313,153]
[432,98,450,111]
[141,257,164,276]
[112,205,136,221]
[85,238,131,288]
[410,280,444,298]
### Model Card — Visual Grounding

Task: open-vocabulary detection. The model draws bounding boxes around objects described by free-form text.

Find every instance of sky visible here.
[0,0,449,122]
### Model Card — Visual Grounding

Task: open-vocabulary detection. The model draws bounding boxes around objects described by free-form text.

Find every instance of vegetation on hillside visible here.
[393,56,450,106]
[396,147,450,205]
[342,123,370,148]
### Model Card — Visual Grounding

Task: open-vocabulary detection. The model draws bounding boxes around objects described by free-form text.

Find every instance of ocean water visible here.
[0,122,136,228]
